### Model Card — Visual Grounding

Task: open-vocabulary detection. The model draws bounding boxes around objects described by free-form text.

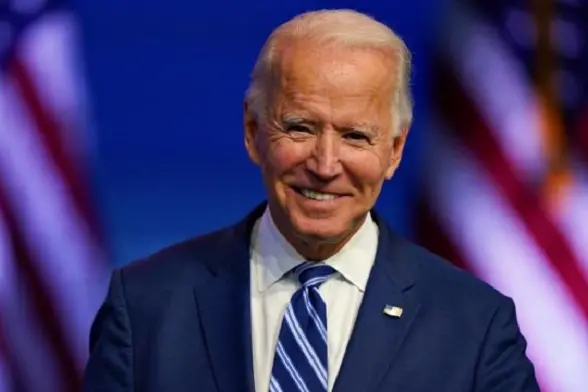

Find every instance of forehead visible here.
[275,43,396,103]
[270,43,397,124]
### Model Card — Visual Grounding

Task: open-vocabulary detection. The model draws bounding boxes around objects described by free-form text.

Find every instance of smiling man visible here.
[83,9,539,392]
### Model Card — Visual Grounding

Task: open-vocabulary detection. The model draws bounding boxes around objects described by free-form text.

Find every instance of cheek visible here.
[344,151,390,190]
[265,140,310,176]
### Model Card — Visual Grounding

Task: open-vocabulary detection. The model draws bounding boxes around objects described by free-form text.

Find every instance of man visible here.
[83,9,540,392]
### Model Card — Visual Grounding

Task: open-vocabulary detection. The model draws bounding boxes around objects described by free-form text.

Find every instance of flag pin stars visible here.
[383,305,403,318]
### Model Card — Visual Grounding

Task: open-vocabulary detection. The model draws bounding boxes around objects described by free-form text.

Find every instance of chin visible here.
[289,212,356,244]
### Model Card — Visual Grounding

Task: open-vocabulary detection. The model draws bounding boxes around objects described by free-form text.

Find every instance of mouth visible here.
[292,186,344,201]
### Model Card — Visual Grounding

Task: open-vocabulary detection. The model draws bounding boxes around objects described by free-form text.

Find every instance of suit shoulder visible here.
[118,225,237,292]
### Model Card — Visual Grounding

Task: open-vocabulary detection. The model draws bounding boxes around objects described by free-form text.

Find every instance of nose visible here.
[306,131,342,180]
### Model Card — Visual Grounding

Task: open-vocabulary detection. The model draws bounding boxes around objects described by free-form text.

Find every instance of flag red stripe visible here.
[432,57,588,321]
[8,58,100,241]
[0,188,81,392]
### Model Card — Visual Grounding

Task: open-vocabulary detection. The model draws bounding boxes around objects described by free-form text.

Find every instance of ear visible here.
[244,100,261,165]
[385,126,409,180]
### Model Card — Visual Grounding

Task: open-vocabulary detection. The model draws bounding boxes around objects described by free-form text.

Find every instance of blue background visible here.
[76,0,442,266]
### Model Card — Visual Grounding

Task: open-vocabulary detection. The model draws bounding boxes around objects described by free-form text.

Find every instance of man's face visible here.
[245,43,408,252]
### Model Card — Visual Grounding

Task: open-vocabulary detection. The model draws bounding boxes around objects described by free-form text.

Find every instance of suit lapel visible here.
[333,215,422,392]
[192,205,266,392]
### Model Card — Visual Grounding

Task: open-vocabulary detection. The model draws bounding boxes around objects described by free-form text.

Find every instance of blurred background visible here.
[0,0,587,391]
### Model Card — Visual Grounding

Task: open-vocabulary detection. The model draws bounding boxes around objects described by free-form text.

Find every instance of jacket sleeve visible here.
[475,297,540,392]
[83,269,134,391]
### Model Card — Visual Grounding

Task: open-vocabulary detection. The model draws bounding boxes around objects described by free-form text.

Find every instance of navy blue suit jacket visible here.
[83,204,540,391]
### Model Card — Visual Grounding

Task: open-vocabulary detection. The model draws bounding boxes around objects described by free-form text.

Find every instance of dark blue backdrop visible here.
[75,0,442,266]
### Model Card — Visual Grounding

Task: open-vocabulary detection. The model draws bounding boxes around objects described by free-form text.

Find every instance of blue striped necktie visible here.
[270,262,337,392]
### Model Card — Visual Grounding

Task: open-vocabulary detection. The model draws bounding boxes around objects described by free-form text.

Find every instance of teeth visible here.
[300,188,337,201]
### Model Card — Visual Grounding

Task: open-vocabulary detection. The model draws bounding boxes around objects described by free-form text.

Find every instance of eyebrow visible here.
[281,114,312,125]
[281,114,380,134]
[345,123,380,134]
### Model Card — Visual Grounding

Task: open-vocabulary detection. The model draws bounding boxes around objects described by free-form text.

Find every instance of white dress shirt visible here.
[250,208,379,392]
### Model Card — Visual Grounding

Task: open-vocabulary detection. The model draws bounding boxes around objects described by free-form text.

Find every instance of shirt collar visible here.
[251,207,379,293]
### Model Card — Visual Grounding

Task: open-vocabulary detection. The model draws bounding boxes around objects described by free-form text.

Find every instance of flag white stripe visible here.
[0,76,107,369]
[425,123,588,392]
[0,207,64,392]
[16,11,94,159]
[444,1,546,180]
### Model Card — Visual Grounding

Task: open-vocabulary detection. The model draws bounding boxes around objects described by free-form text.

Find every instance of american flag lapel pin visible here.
[383,305,403,318]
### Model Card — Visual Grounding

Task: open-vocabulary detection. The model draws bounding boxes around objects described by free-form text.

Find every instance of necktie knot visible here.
[294,262,337,288]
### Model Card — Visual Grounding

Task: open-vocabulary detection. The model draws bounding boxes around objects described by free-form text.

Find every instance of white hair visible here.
[245,9,414,135]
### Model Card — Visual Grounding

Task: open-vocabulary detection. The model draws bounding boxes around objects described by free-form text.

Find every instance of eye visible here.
[344,131,369,142]
[286,124,312,134]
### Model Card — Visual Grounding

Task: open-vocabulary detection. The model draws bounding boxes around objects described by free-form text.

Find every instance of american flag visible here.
[0,1,107,391]
[417,0,588,390]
